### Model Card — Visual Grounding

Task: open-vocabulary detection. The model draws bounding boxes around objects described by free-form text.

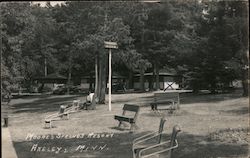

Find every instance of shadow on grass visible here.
[109,127,130,132]
[179,92,245,105]
[125,91,245,107]
[11,95,82,114]
[219,107,249,115]
[172,131,248,158]
[10,91,246,115]
[12,130,249,158]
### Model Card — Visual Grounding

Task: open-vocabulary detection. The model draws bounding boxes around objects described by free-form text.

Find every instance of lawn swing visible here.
[44,100,81,128]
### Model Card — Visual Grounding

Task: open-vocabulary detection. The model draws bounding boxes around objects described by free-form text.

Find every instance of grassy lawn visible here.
[5,91,249,158]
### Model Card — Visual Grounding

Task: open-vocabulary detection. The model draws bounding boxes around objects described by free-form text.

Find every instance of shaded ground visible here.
[3,90,249,158]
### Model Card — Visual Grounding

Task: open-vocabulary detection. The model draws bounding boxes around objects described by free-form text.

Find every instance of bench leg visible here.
[151,104,155,110]
[151,104,158,111]
[130,123,139,131]
[118,121,122,128]
[133,148,139,157]
[130,123,134,131]
[63,114,69,120]
[45,121,52,129]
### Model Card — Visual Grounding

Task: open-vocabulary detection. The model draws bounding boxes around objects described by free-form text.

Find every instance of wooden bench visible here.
[133,124,181,158]
[114,104,140,131]
[150,92,180,111]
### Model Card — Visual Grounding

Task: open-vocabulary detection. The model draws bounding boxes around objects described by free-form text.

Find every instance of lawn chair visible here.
[133,124,181,158]
[132,118,166,158]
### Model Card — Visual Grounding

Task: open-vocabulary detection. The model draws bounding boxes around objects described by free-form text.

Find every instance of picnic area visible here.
[1,1,249,158]
[3,90,249,158]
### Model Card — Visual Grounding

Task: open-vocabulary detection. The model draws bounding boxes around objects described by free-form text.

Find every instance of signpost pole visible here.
[108,48,112,111]
[104,41,118,112]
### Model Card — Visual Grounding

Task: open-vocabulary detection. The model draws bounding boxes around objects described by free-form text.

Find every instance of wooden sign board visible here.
[104,41,118,49]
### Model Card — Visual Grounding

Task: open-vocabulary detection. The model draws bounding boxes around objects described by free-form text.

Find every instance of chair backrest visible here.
[123,104,140,112]
[154,92,179,103]
[73,100,80,106]
[158,117,167,143]
[122,104,140,123]
[168,125,181,158]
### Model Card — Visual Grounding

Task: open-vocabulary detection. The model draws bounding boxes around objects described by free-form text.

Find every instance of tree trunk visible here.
[128,70,134,89]
[99,53,107,104]
[89,75,93,92]
[139,23,145,92]
[94,53,99,95]
[155,63,160,91]
[95,52,107,104]
[149,73,153,91]
[241,50,249,96]
[239,7,249,96]
[67,66,72,95]
[44,57,47,77]
[139,67,145,92]
[152,64,156,90]
[97,53,102,103]
[210,80,217,94]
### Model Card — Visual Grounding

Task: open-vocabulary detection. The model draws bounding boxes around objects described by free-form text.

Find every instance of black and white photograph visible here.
[1,1,249,158]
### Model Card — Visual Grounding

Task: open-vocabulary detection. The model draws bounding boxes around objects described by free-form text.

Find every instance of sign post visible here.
[104,41,118,111]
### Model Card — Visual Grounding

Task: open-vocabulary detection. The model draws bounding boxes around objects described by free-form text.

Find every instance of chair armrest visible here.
[139,139,178,158]
[132,132,166,158]
[133,131,158,144]
[133,132,168,147]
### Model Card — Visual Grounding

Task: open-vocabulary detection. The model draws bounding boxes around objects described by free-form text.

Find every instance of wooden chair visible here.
[114,104,140,131]
[134,125,181,158]
[133,118,167,158]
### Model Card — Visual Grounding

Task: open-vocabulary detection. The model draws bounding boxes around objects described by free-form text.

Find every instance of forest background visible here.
[1,1,248,103]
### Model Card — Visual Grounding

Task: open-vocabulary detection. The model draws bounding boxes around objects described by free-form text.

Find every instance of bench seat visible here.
[114,115,135,123]
[114,104,140,131]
